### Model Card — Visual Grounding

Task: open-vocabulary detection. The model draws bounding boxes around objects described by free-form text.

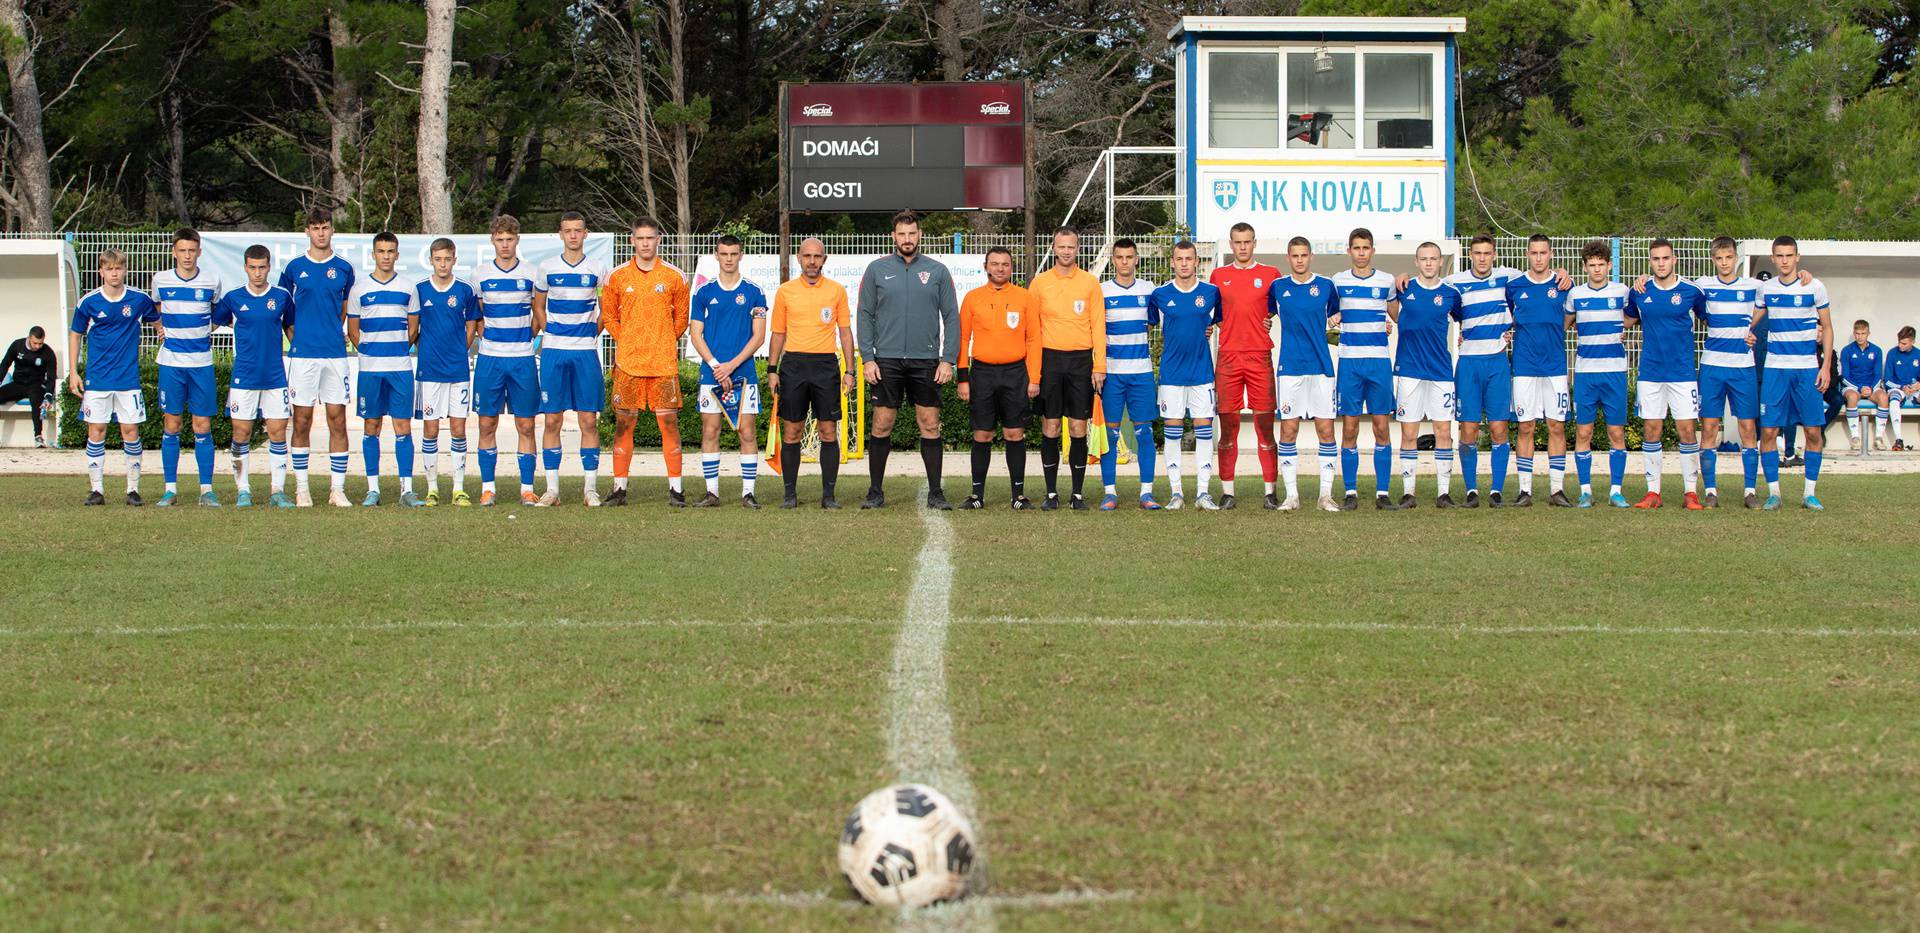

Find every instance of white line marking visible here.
[5,616,1916,641]
[889,488,993,931]
[956,616,1920,639]
[688,888,1135,911]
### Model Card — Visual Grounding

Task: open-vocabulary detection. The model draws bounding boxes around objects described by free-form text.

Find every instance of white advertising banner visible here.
[198,232,616,293]
[1196,166,1446,252]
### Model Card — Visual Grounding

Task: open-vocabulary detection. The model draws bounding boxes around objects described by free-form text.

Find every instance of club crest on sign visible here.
[1212,179,1239,210]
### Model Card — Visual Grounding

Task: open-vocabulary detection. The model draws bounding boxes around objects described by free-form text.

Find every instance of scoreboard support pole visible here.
[777,82,791,287]
[1023,81,1037,277]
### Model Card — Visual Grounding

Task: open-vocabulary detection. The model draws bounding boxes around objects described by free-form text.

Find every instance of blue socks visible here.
[1489,442,1510,495]
[1609,448,1627,488]
[162,431,181,485]
[1372,444,1390,496]
[1761,448,1780,485]
[395,434,414,479]
[1100,425,1120,488]
[1700,446,1717,491]
[478,447,498,483]
[193,432,214,487]
[1134,422,1156,488]
[1460,443,1479,492]
[517,452,536,486]
[1340,446,1359,495]
[1575,450,1593,487]
[582,446,600,472]
[362,435,381,478]
[542,446,563,472]
[1805,450,1822,481]
[1741,446,1758,491]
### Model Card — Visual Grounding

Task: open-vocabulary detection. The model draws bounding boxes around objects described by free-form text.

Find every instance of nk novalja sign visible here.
[781,82,1028,213]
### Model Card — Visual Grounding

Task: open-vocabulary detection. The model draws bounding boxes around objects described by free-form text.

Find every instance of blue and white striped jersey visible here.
[1757,277,1828,370]
[469,258,537,358]
[152,268,221,369]
[1330,269,1393,362]
[348,273,416,373]
[1566,281,1631,374]
[1442,266,1521,358]
[1100,277,1155,376]
[537,253,609,353]
[1693,274,1761,369]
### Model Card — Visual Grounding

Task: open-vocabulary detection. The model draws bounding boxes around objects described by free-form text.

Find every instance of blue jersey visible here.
[1101,278,1155,376]
[152,268,221,369]
[414,279,479,383]
[1506,272,1567,377]
[1330,269,1393,362]
[1269,274,1337,377]
[1886,345,1920,389]
[1149,280,1220,387]
[1757,277,1829,370]
[691,278,768,385]
[536,253,609,353]
[348,273,417,373]
[1393,280,1460,382]
[1840,341,1883,388]
[212,285,294,390]
[470,258,537,358]
[277,253,355,359]
[1694,274,1761,369]
[70,287,158,392]
[1629,279,1706,382]
[1567,281,1631,374]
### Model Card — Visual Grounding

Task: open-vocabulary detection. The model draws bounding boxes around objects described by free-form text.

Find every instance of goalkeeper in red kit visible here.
[1207,221,1282,509]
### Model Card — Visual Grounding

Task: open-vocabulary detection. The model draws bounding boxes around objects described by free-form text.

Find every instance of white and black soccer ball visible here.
[837,783,977,908]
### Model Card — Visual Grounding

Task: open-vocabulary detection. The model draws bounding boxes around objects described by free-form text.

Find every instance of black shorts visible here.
[872,357,941,409]
[776,352,842,422]
[966,361,1031,432]
[1038,348,1094,420]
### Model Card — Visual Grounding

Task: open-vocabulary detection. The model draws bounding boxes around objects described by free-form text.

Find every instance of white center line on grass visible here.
[6,616,1919,641]
[888,487,993,932]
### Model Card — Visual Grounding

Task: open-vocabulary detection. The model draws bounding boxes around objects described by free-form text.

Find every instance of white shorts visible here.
[1638,380,1700,420]
[228,387,292,422]
[287,356,351,407]
[1841,381,1881,396]
[1275,373,1335,420]
[696,383,761,416]
[1157,383,1215,420]
[81,389,145,425]
[1393,377,1455,423]
[1513,375,1570,422]
[416,379,472,421]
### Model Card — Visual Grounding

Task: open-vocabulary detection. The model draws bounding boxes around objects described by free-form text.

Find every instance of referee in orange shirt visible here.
[957,246,1041,509]
[1027,226,1106,510]
[768,237,857,508]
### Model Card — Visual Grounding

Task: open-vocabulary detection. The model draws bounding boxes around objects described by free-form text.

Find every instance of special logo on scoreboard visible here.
[801,103,834,118]
[979,101,1012,116]
[1213,179,1240,211]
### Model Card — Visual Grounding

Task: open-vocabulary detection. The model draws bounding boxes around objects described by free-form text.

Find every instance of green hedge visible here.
[57,358,1722,454]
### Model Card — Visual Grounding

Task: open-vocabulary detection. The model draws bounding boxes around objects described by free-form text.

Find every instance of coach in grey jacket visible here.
[858,209,961,510]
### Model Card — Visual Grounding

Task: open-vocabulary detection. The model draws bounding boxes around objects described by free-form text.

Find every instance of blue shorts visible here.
[1699,365,1759,422]
[1760,367,1825,428]
[1099,371,1156,424]
[1454,355,1513,423]
[357,369,415,421]
[473,354,540,418]
[158,364,217,417]
[1574,371,1628,425]
[1336,359,1394,416]
[539,349,605,414]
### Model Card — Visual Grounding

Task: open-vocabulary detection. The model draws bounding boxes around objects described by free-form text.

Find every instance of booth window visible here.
[1286,51,1354,149]
[1364,52,1436,150]
[1208,52,1279,148]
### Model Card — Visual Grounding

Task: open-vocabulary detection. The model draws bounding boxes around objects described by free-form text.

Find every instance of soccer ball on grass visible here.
[838,783,977,907]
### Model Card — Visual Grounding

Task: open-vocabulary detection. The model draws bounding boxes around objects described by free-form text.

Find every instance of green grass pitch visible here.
[3,472,1917,928]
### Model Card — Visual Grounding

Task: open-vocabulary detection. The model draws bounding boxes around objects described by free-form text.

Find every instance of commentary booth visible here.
[1172,16,1465,274]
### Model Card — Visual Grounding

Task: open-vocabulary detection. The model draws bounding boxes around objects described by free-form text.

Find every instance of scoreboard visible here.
[782,82,1028,213]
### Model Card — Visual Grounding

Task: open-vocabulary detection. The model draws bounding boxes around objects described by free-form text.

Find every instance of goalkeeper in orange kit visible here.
[601,216,691,506]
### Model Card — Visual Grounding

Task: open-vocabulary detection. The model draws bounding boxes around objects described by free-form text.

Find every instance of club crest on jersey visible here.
[1254,278,1264,288]
[119,305,130,316]
[1548,288,1558,298]
[1433,294,1443,305]
[326,268,337,279]
[1212,180,1239,210]
[1073,300,1085,315]
[267,299,277,310]
[1671,294,1682,305]
[918,270,931,285]
[654,283,666,293]
[1194,296,1204,307]
[1309,286,1320,297]
[819,307,833,323]
[1006,311,1020,328]
[735,294,745,305]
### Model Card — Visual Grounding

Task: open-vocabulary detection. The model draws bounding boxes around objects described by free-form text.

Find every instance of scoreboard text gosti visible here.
[783,82,1027,213]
